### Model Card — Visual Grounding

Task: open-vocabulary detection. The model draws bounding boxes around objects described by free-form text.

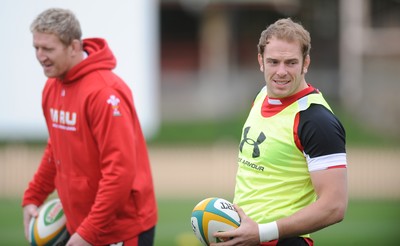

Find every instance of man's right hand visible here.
[23,204,39,241]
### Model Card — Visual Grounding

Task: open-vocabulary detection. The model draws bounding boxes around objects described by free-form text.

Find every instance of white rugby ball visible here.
[28,198,68,246]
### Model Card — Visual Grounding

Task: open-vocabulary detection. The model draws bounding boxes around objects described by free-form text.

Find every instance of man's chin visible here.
[269,89,290,98]
[43,71,58,78]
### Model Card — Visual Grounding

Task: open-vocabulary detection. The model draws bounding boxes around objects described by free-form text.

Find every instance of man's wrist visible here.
[258,221,279,242]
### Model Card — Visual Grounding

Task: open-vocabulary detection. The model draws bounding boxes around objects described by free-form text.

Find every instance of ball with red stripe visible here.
[28,198,68,246]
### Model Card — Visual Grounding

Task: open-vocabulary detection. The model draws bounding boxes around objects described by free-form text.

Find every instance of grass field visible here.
[1,198,399,246]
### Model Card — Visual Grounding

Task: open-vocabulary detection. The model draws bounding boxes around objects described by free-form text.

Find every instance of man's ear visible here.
[303,54,310,74]
[70,39,82,55]
[258,53,264,72]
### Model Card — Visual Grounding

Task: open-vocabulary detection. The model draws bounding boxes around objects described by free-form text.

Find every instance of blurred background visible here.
[1,0,400,245]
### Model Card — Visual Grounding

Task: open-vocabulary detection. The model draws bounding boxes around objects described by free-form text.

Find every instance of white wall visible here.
[0,0,159,140]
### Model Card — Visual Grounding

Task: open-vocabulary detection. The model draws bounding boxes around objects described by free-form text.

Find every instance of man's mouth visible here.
[274,80,290,85]
[42,62,54,72]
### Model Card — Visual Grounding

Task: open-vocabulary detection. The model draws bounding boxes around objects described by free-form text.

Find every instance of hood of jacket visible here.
[61,38,116,84]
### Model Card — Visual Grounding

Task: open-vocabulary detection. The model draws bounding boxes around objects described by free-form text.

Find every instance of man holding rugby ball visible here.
[212,18,348,246]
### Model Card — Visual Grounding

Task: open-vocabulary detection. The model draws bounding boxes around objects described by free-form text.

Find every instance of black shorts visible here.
[137,226,156,246]
[277,237,312,246]
[261,237,313,246]
[109,226,156,246]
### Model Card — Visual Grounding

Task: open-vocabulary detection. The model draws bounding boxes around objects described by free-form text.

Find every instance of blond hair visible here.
[30,8,82,46]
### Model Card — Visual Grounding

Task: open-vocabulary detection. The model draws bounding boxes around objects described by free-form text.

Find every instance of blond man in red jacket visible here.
[22,8,157,246]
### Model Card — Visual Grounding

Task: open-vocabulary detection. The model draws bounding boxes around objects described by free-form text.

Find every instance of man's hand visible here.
[211,204,260,246]
[66,233,91,246]
[23,204,38,241]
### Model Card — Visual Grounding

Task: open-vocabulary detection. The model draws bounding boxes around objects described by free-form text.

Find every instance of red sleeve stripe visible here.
[307,153,347,172]
[293,112,303,152]
[328,165,347,169]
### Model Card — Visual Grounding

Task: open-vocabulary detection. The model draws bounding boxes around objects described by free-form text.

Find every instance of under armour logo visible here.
[239,127,266,158]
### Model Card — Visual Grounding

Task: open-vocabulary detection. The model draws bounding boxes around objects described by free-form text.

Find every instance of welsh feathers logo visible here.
[107,95,122,116]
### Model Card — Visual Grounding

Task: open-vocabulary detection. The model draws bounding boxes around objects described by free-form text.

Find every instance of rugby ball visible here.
[191,197,241,245]
[29,198,68,246]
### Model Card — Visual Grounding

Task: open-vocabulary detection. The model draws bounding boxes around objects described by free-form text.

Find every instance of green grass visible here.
[312,199,400,245]
[2,198,399,246]
[0,199,25,245]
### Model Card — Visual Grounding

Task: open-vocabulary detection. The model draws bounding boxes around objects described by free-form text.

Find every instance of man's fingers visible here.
[23,205,38,240]
[233,204,247,221]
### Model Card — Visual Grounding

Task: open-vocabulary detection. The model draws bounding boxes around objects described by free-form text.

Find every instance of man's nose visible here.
[276,63,287,76]
[36,49,46,62]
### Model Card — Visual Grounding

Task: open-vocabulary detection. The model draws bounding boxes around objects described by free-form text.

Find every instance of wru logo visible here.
[239,127,266,158]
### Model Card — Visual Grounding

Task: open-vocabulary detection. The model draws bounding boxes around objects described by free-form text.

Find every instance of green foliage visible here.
[3,198,399,245]
[1,107,398,148]
[149,116,246,145]
[334,109,400,148]
[149,111,400,148]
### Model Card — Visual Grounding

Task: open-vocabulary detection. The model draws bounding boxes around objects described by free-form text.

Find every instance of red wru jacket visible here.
[23,38,157,245]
